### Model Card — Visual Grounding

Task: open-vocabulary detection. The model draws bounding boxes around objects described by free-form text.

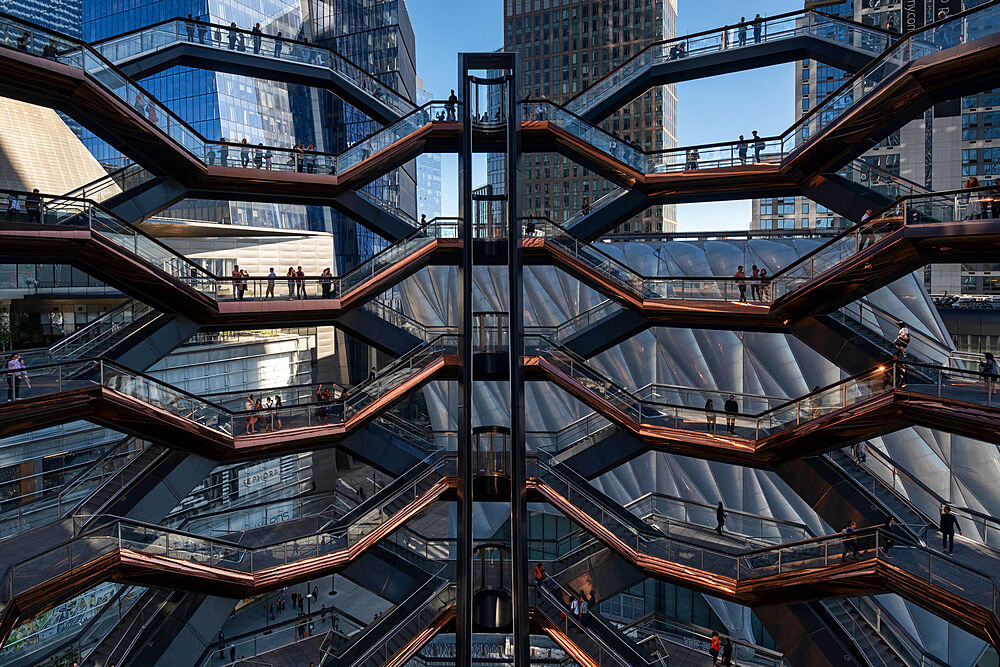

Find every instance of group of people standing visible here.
[732,265,769,302]
[227,266,336,301]
[5,189,44,223]
[243,394,283,434]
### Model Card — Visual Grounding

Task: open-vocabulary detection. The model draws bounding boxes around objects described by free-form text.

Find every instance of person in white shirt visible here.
[6,354,27,401]
[894,324,910,355]
[570,596,579,618]
[6,193,21,220]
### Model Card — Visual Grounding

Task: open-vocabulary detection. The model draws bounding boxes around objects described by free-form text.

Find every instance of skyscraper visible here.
[754,0,998,296]
[416,79,442,220]
[500,0,678,234]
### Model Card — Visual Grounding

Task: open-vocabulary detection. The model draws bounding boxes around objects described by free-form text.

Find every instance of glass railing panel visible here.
[336,102,447,175]
[336,217,458,297]
[536,104,646,172]
[905,362,997,407]
[566,13,889,116]
[553,300,623,338]
[758,368,885,436]
[10,529,119,596]
[99,362,232,433]
[529,337,642,420]
[93,20,415,119]
[118,522,253,571]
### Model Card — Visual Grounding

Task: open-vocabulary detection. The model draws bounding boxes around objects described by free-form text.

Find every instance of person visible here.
[230,644,236,661]
[758,268,769,301]
[206,145,216,165]
[886,18,897,34]
[197,17,209,44]
[753,13,763,43]
[42,39,58,60]
[525,219,536,236]
[264,147,273,170]
[705,398,716,433]
[738,17,747,47]
[319,269,332,299]
[979,352,998,394]
[579,592,589,617]
[273,31,284,58]
[724,394,738,434]
[852,441,866,469]
[369,365,377,382]
[16,31,30,53]
[228,22,239,50]
[750,264,761,301]
[6,193,21,220]
[881,515,894,558]
[240,139,250,168]
[941,505,962,554]
[570,595,580,618]
[25,189,42,224]
[445,89,458,121]
[716,501,726,535]
[50,307,63,336]
[295,266,306,299]
[245,394,256,434]
[894,322,910,356]
[860,208,872,224]
[533,563,544,588]
[734,265,747,302]
[286,267,296,299]
[254,143,263,169]
[710,631,721,665]
[251,22,262,54]
[6,354,27,401]
[685,147,700,170]
[842,520,860,560]
[721,638,733,666]
[185,14,196,41]
[989,179,1000,219]
[886,352,907,389]
[231,265,243,300]
[737,134,748,165]
[265,267,276,300]
[219,138,229,167]
[316,385,328,422]
[752,130,765,163]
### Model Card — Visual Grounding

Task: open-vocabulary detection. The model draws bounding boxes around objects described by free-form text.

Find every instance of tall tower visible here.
[498,0,678,234]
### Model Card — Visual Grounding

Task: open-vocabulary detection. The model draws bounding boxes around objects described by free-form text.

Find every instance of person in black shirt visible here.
[716,501,726,535]
[880,515,894,558]
[25,189,42,224]
[724,394,739,434]
[251,23,263,54]
[445,89,458,121]
[940,505,962,554]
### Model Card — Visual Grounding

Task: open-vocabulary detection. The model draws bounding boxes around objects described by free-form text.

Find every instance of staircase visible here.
[823,448,930,542]
[82,588,174,666]
[71,444,168,525]
[819,599,907,667]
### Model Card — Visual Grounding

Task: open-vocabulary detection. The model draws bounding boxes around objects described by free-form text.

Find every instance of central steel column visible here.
[505,54,530,667]
[455,53,475,667]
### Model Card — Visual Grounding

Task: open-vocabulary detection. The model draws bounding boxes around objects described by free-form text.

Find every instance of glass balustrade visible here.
[566,11,891,116]
[91,19,415,120]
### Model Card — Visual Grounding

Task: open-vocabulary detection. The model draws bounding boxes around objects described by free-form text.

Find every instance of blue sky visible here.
[406,0,803,231]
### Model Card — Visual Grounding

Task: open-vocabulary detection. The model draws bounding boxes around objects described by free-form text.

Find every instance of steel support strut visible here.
[456,52,475,667]
[505,52,531,667]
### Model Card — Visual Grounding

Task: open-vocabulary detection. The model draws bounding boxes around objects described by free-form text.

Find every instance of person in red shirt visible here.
[710,631,722,665]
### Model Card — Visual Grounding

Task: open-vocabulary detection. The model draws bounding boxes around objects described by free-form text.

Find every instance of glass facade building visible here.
[416,82,442,220]
[498,0,678,234]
